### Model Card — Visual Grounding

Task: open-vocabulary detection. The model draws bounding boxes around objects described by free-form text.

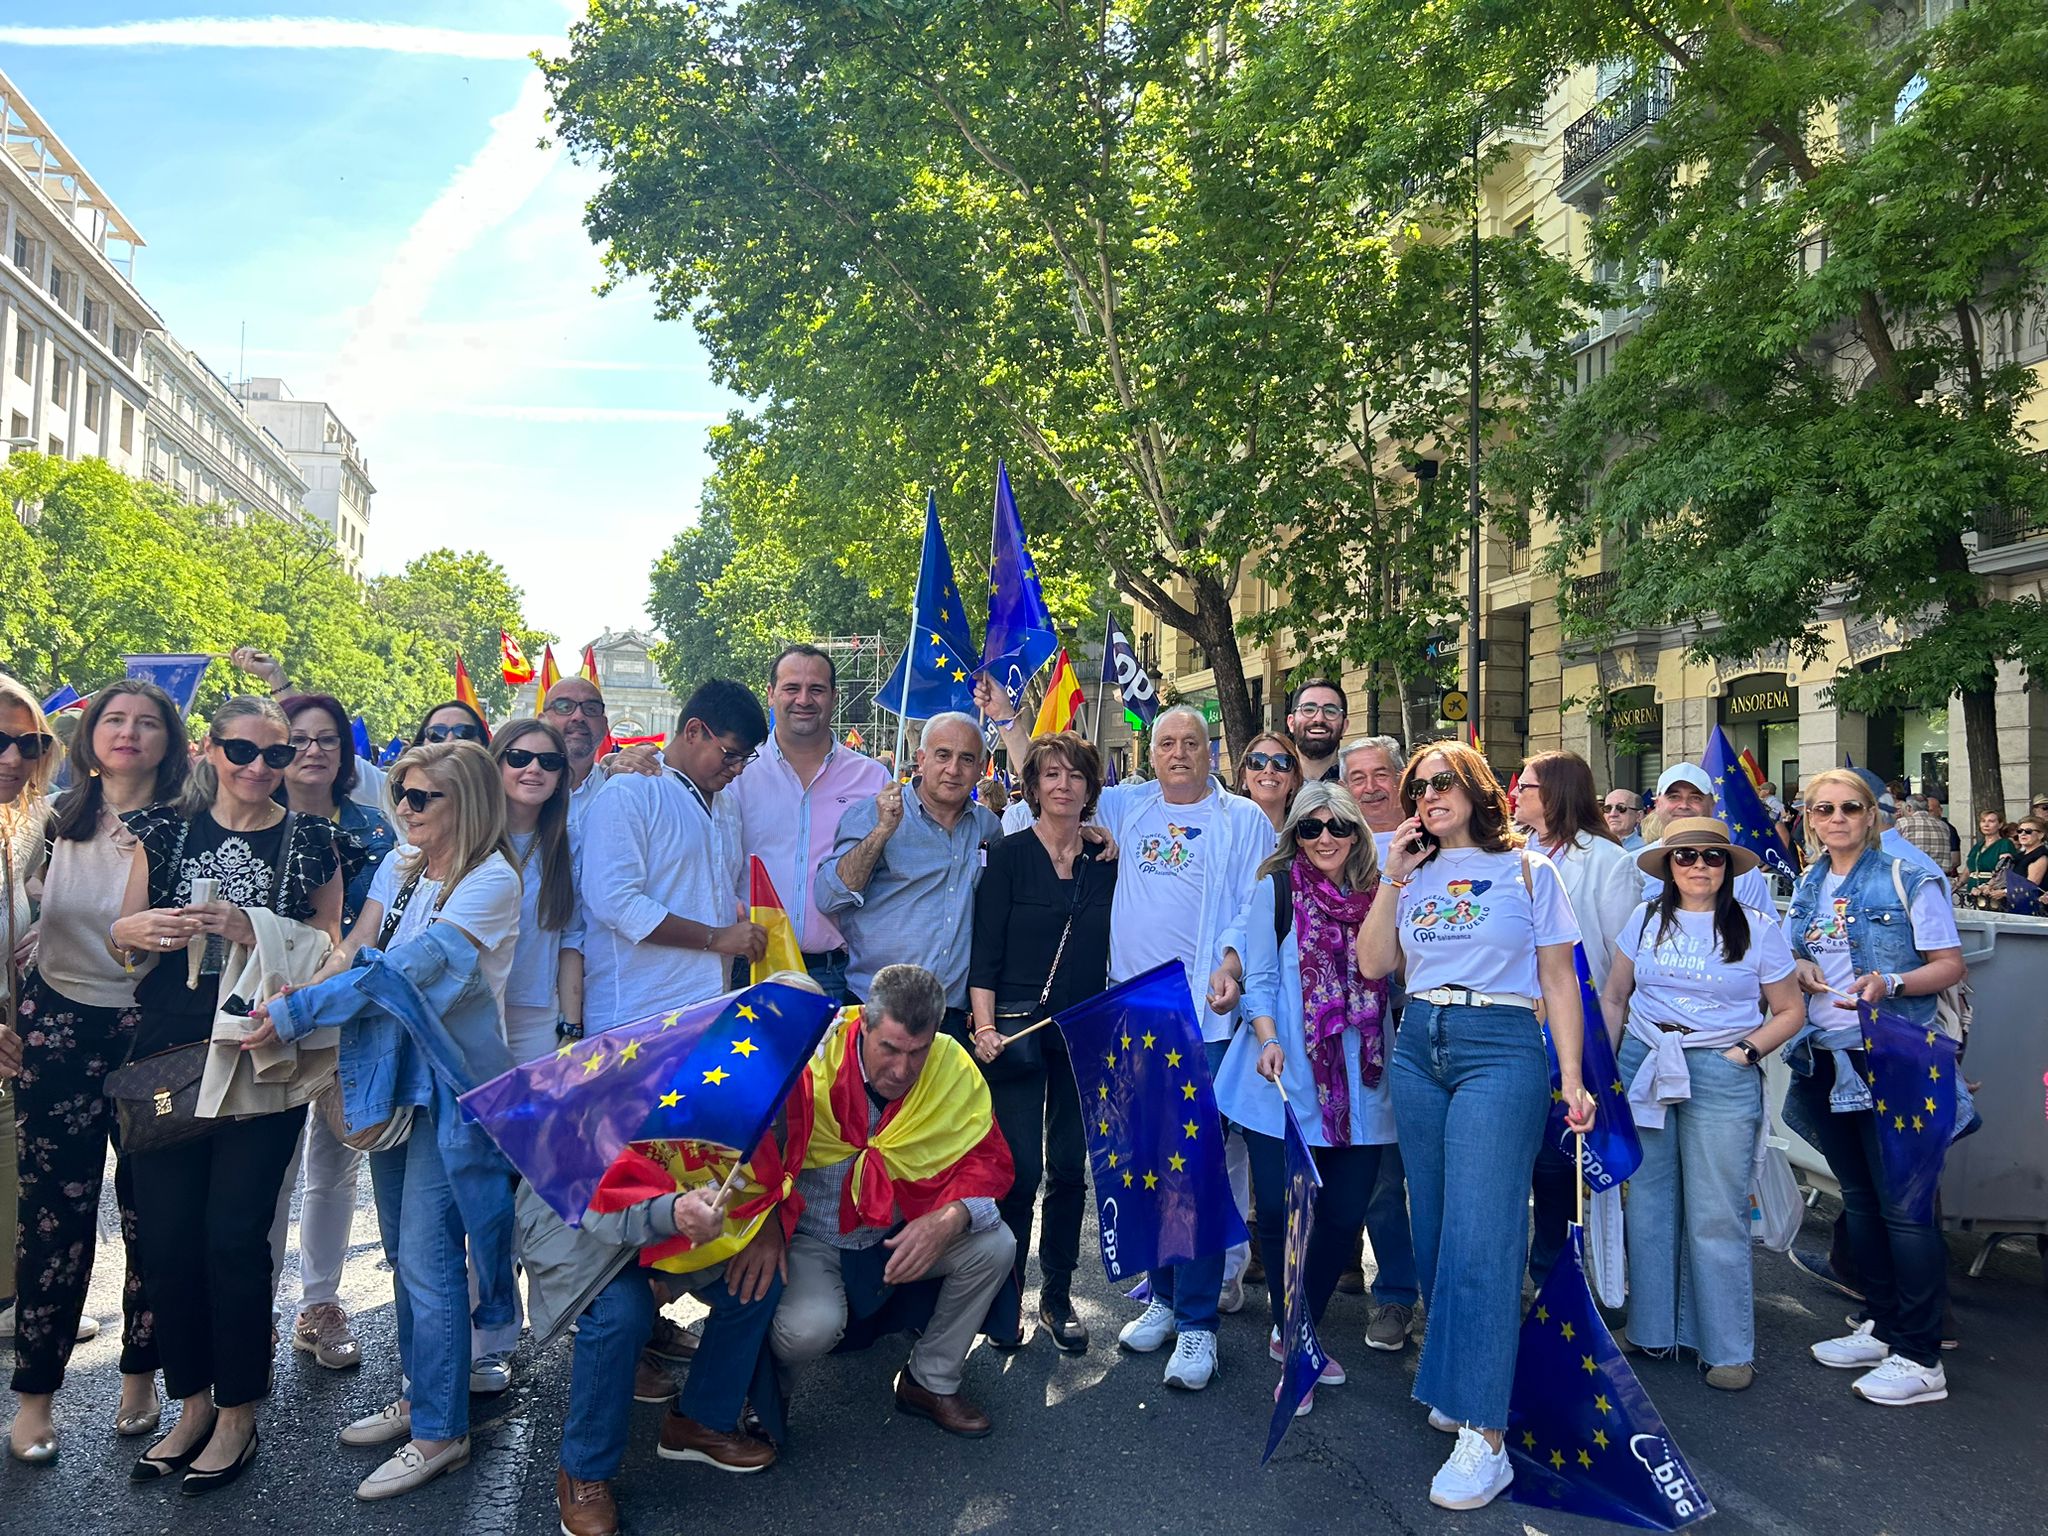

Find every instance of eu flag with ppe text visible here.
[878,491,982,721]
[1263,1099,1327,1464]
[1544,944,1643,1191]
[460,982,839,1224]
[1857,1001,1958,1225]
[1704,725,1794,879]
[1054,962,1249,1282]
[1508,1228,1715,1529]
[981,460,1058,706]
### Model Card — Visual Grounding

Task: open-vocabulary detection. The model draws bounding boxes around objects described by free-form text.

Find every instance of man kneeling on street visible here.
[772,964,1017,1436]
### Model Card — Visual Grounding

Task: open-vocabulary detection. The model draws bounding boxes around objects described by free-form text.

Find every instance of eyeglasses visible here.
[1668,847,1729,868]
[0,729,55,761]
[424,723,486,744]
[213,736,297,769]
[1518,779,1543,793]
[1809,801,1867,820]
[289,732,342,753]
[545,698,607,720]
[1295,815,1360,841]
[396,787,449,813]
[1603,801,1638,814]
[1244,750,1296,773]
[1291,703,1346,719]
[503,747,567,773]
[718,743,760,769]
[1403,770,1460,803]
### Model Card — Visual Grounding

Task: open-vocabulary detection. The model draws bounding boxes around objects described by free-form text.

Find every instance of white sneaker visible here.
[1811,1319,1889,1370]
[1427,1407,1460,1433]
[468,1351,513,1394]
[74,1314,100,1342]
[339,1400,413,1448]
[1162,1328,1218,1390]
[0,1304,12,1339]
[356,1436,471,1500]
[1430,1425,1513,1511]
[1118,1299,1176,1353]
[1853,1354,1948,1406]
[1219,1274,1245,1314]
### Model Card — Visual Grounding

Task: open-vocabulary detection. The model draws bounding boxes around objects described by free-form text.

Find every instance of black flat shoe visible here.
[131,1435,209,1483]
[1039,1299,1090,1354]
[181,1428,258,1497]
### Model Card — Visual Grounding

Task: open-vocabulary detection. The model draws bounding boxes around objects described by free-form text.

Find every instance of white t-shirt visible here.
[1396,846,1579,999]
[1108,792,1214,982]
[1617,904,1795,1040]
[367,849,524,1024]
[1798,868,1962,1027]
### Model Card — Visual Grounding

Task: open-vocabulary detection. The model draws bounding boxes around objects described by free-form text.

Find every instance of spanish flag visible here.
[1032,647,1085,737]
[748,856,807,983]
[1738,747,1766,790]
[500,629,534,685]
[580,643,601,684]
[786,1009,1014,1233]
[534,643,561,715]
[453,653,483,715]
[587,1131,797,1275]
[843,726,864,752]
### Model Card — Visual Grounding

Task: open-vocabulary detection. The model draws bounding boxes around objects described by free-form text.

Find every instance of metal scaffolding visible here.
[801,633,898,745]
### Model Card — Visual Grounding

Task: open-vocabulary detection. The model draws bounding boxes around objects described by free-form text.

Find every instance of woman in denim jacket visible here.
[1784,768,1964,1408]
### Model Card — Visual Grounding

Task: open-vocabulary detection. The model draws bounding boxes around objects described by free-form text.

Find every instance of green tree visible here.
[368,548,551,718]
[1523,0,2048,813]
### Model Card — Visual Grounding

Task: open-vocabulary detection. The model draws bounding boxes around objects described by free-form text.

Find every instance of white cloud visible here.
[0,17,556,59]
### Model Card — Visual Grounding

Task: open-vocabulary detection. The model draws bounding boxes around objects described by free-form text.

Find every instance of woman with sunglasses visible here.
[261,693,400,1374]
[3,681,186,1462]
[1234,731,1304,832]
[2009,815,2048,891]
[1601,819,1803,1391]
[1785,768,1964,1408]
[113,695,343,1494]
[1358,741,1593,1512]
[1213,782,1389,1418]
[1514,750,1642,1287]
[493,721,583,1064]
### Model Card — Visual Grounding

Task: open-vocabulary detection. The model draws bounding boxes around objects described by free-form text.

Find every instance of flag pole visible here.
[1092,608,1112,743]
[893,495,925,775]
[1575,1129,1586,1228]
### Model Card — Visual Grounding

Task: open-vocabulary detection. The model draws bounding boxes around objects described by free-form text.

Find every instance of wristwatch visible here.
[555,1018,585,1042]
[1733,1040,1762,1066]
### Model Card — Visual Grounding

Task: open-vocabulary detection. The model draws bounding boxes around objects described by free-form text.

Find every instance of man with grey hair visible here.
[1341,735,1407,858]
[817,712,1000,1027]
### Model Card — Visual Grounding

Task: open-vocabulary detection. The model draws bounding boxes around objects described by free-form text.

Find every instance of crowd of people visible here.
[0,655,1976,1527]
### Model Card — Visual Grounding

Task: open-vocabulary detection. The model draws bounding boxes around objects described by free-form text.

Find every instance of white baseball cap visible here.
[1655,763,1713,797]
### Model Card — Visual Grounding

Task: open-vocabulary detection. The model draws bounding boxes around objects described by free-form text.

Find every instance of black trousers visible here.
[131,1102,306,1406]
[1245,1132,1382,1337]
[984,1026,1087,1300]
[10,972,156,1393]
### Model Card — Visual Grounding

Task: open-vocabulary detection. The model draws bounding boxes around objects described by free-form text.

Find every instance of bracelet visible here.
[1384,874,1411,889]
[1257,1036,1281,1050]
[555,1019,584,1042]
[1734,1039,1761,1065]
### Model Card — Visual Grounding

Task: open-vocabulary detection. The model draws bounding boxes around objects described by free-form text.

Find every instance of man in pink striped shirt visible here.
[729,644,890,998]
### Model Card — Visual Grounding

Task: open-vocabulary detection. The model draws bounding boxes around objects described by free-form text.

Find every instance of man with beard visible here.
[1286,679,1349,783]
[541,675,624,827]
[730,645,891,998]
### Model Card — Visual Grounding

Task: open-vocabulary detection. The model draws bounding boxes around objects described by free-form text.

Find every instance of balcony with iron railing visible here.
[1558,68,1675,211]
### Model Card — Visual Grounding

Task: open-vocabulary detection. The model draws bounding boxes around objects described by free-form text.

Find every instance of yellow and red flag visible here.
[747,856,807,984]
[453,653,483,715]
[534,644,562,715]
[1738,748,1766,790]
[588,1132,796,1275]
[580,644,601,684]
[843,726,864,752]
[500,629,534,685]
[1032,648,1085,737]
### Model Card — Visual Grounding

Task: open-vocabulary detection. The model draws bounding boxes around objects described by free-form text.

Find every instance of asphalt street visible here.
[2,1168,2041,1536]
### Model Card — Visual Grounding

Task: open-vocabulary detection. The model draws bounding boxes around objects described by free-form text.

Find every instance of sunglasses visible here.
[1403,770,1460,803]
[545,698,607,720]
[1809,801,1867,819]
[213,736,297,769]
[289,732,342,753]
[1603,802,1637,813]
[503,746,567,773]
[396,787,449,813]
[1668,847,1729,868]
[424,723,486,744]
[1244,750,1296,773]
[0,729,55,761]
[1296,815,1360,841]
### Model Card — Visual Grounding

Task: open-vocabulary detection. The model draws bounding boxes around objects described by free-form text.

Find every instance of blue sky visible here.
[1,2,737,652]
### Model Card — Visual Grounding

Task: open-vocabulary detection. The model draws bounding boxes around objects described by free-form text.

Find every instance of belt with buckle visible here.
[800,947,849,965]
[1416,987,1539,1011]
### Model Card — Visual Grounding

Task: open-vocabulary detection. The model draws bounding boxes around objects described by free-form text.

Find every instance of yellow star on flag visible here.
[951,669,966,682]
[1121,1033,1133,1050]
[1560,1321,1576,1341]
[737,1005,758,1022]
[1521,1431,1536,1450]
[1894,1114,1907,1131]
[1581,1354,1597,1374]
[1098,1119,1109,1136]
[1594,1393,1613,1415]
[1182,1082,1197,1100]
[1141,1031,1156,1049]
[731,1038,758,1057]
[1107,1151,1118,1168]
[1143,1172,1158,1190]
[703,1065,730,1087]
[1549,1449,1566,1470]
[659,1090,681,1108]
[1924,1097,1937,1113]
[619,1041,641,1063]
[1876,1098,1888,1113]
[1535,1305,1550,1324]
[660,1011,683,1030]
[1122,1172,1133,1188]
[1105,1052,1117,1068]
[1911,1114,1924,1132]
[1165,1049,1182,1067]
[582,1050,604,1074]
[1593,1429,1610,1450]
[1929,1064,1941,1081]
[1183,1119,1199,1139]
[1168,1153,1186,1172]
[1578,1449,1593,1469]
[1099,1085,1108,1101]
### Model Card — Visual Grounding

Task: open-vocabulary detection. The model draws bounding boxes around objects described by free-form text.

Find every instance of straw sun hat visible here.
[1634,816,1759,881]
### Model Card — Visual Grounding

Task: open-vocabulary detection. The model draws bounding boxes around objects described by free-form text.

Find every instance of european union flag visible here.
[460,982,839,1224]
[1508,1228,1714,1530]
[350,715,373,760]
[124,653,212,715]
[1704,725,1794,879]
[981,460,1057,706]
[1857,1001,1958,1224]
[1263,1099,1327,1464]
[378,736,404,766]
[878,491,982,721]
[40,684,80,714]
[1054,962,1249,1281]
[1544,944,1643,1192]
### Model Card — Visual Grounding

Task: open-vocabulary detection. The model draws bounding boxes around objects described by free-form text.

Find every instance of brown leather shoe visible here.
[893,1368,993,1438]
[645,1315,699,1363]
[632,1353,676,1405]
[556,1468,618,1536]
[656,1410,777,1473]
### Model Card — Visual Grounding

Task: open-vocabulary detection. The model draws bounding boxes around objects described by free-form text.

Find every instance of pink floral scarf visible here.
[1291,855,1386,1143]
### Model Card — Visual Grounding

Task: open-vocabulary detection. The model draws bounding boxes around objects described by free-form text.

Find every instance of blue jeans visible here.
[1364,1141,1419,1307]
[1392,1000,1549,1429]
[675,1265,783,1430]
[559,1265,655,1482]
[1146,1038,1232,1332]
[1244,1131,1382,1337]
[803,949,851,1003]
[1617,1036,1763,1366]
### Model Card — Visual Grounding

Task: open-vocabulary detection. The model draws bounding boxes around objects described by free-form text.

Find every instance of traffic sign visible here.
[1439,690,1469,723]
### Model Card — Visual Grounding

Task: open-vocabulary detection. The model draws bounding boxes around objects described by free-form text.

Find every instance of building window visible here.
[47,436,62,458]
[10,413,27,443]
[46,265,65,305]
[10,231,27,270]
[81,296,100,335]
[12,324,28,383]
[84,378,102,433]
[120,401,135,453]
[50,354,68,407]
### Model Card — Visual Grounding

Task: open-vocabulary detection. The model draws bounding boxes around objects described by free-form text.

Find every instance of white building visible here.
[0,69,153,474]
[235,376,375,570]
[141,334,308,525]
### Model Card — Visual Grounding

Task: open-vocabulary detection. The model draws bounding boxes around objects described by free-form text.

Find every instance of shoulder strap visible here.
[376,866,425,949]
[272,811,300,915]
[1890,855,1909,910]
[1272,867,1293,945]
[1520,849,1534,896]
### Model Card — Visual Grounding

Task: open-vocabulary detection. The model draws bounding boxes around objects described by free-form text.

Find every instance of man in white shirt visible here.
[579,680,771,1033]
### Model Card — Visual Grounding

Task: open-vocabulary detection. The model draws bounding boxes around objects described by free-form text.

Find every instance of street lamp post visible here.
[1466,122,1484,757]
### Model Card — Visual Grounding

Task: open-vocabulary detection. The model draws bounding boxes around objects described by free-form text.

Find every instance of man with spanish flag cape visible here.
[769,965,1017,1438]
